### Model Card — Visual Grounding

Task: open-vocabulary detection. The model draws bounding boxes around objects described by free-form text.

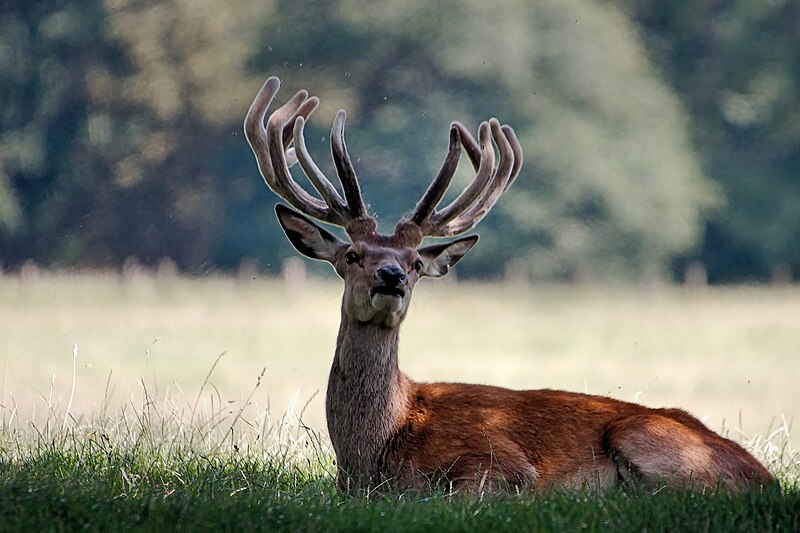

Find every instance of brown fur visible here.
[274,210,775,495]
[245,77,775,495]
[375,381,774,493]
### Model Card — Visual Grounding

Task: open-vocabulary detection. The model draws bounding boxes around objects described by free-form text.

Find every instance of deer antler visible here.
[245,76,521,244]
[244,77,376,238]
[394,118,523,245]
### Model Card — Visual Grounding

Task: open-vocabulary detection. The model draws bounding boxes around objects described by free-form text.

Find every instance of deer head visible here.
[244,77,522,328]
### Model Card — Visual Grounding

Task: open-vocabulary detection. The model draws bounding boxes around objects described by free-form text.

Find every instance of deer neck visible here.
[326,316,411,490]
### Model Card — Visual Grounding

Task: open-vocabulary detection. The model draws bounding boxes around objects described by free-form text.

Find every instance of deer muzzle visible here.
[368,264,406,312]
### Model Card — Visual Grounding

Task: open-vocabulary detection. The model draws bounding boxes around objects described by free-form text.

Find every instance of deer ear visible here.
[417,235,479,278]
[275,204,347,263]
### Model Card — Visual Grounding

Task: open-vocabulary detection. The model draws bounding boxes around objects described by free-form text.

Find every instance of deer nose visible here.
[376,265,406,287]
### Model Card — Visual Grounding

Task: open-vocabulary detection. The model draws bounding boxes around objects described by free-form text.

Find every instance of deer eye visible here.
[345,251,360,265]
[413,259,424,272]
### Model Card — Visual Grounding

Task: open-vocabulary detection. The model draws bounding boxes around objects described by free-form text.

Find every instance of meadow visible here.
[0,271,798,530]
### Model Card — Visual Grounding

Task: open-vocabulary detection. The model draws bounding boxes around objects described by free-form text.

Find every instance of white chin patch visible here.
[371,293,403,313]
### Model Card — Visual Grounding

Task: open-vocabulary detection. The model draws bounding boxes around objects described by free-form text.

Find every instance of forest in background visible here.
[1,0,798,283]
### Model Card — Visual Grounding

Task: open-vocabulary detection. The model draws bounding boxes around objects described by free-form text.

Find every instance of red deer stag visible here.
[244,76,774,494]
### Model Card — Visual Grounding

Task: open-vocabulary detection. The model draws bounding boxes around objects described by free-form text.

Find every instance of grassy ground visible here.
[0,442,796,531]
[0,390,796,531]
[0,272,798,530]
[1,272,796,446]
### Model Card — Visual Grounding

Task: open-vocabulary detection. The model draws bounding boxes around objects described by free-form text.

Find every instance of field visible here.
[0,272,798,530]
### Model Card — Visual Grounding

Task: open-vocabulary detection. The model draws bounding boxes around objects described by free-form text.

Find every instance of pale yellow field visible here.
[1,272,798,454]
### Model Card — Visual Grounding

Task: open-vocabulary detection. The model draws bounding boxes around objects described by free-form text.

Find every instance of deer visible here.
[244,76,775,495]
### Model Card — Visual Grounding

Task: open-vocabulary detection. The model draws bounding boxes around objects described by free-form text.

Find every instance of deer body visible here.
[325,316,770,492]
[244,76,774,494]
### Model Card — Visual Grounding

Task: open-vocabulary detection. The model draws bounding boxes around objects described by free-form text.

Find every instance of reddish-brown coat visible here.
[245,76,775,495]
[378,381,774,492]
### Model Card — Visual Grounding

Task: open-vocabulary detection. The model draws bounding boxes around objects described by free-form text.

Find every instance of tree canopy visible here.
[1,0,796,282]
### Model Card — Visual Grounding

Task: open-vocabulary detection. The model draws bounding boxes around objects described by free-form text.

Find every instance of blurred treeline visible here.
[1,0,798,282]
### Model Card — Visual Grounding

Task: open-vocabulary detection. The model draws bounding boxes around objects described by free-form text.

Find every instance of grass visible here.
[0,399,797,531]
[1,454,796,531]
[0,374,797,532]
[0,271,799,530]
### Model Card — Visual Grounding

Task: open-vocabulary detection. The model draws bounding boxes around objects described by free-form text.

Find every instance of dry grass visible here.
[0,271,797,473]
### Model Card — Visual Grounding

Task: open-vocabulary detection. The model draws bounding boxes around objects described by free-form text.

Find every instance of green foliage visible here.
[1,0,796,281]
[250,0,715,280]
[0,1,130,264]
[0,434,797,531]
[0,0,273,270]
[624,0,800,282]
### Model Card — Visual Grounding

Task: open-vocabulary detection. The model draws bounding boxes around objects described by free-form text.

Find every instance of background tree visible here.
[247,0,716,280]
[2,0,796,282]
[623,0,800,282]
[0,0,138,266]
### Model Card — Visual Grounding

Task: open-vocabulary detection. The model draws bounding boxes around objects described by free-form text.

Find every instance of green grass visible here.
[0,388,797,533]
[0,427,797,531]
[1,272,799,530]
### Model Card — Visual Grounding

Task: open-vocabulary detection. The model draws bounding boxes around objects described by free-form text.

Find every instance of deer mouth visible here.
[371,286,406,299]
[370,286,406,312]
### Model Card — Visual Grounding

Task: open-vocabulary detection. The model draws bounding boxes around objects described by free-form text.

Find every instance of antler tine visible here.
[245,76,377,232]
[440,119,517,235]
[452,122,482,171]
[245,77,332,222]
[244,77,281,182]
[396,117,521,241]
[282,95,319,167]
[331,110,369,220]
[407,124,462,226]
[244,77,280,138]
[501,124,524,192]
[293,116,347,213]
[265,91,334,218]
[412,122,494,235]
[399,122,491,233]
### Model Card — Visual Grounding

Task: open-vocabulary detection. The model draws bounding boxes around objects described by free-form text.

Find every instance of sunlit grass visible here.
[1,271,796,447]
[1,403,795,531]
[0,344,796,531]
[1,271,798,529]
